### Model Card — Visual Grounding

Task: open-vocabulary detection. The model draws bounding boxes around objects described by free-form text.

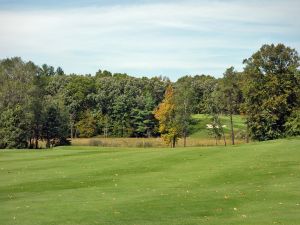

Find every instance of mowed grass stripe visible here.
[0,138,299,225]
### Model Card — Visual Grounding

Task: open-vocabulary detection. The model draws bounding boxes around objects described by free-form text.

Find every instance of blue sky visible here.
[0,0,299,80]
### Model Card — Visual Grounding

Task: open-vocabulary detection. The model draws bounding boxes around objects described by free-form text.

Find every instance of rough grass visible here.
[71,137,246,148]
[1,138,299,225]
[71,114,247,148]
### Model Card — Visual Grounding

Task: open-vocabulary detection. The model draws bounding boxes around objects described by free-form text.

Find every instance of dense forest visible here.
[0,43,299,149]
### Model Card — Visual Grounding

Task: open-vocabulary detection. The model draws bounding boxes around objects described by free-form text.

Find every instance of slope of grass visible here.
[0,138,299,225]
[190,114,246,139]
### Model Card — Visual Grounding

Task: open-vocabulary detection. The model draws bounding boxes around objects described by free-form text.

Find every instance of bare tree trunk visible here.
[35,138,39,149]
[34,125,39,149]
[104,127,108,138]
[70,114,74,139]
[183,130,187,147]
[183,99,187,147]
[230,113,235,145]
[147,129,150,138]
[75,128,78,138]
[172,137,176,148]
[70,125,73,139]
[29,138,32,149]
[246,120,249,143]
[46,139,50,148]
[223,133,227,146]
[220,125,227,147]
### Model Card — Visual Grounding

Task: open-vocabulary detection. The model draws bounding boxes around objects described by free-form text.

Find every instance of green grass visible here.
[1,138,300,225]
[190,114,246,139]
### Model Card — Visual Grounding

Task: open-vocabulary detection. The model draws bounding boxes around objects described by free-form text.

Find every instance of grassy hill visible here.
[1,138,299,225]
[189,114,246,139]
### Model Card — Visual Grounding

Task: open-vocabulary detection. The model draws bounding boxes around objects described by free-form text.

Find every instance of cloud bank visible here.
[0,0,299,80]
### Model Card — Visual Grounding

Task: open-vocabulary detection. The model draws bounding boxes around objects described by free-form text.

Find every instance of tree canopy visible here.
[0,43,299,149]
[243,44,300,140]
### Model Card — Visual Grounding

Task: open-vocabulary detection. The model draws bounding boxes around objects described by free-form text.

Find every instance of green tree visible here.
[76,111,97,138]
[0,57,35,108]
[206,91,227,146]
[284,109,300,136]
[243,44,300,140]
[55,67,64,76]
[0,58,36,149]
[95,69,112,78]
[40,64,55,76]
[64,75,95,138]
[174,76,195,147]
[191,75,217,114]
[131,93,157,137]
[0,105,30,149]
[28,70,48,149]
[42,105,69,148]
[218,67,243,145]
[93,75,165,137]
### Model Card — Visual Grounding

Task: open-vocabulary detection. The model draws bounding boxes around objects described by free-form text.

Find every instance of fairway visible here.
[1,139,300,225]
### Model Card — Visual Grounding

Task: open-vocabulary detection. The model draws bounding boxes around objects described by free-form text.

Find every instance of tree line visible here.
[0,43,299,149]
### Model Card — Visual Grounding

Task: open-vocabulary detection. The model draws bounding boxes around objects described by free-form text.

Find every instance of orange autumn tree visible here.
[154,85,181,148]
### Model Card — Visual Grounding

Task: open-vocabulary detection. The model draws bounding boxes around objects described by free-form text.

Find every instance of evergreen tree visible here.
[0,105,30,149]
[42,105,69,148]
[131,93,157,137]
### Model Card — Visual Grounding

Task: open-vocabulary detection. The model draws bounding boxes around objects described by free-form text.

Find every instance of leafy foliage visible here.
[1,43,300,148]
[42,105,69,147]
[75,111,98,138]
[0,105,30,149]
[284,109,300,136]
[243,44,300,140]
[154,85,182,147]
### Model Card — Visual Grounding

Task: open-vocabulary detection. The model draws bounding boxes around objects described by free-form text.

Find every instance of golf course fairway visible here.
[1,138,299,225]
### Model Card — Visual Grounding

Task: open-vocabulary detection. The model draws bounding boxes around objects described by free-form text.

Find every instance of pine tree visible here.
[0,105,30,149]
[42,105,69,148]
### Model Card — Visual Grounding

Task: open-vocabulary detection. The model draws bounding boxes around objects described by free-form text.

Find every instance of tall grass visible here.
[71,137,247,148]
[71,114,248,148]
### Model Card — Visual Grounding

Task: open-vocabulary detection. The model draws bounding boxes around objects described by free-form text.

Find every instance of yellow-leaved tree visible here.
[154,85,181,148]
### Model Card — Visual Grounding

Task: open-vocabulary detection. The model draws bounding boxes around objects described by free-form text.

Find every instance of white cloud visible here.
[0,0,299,80]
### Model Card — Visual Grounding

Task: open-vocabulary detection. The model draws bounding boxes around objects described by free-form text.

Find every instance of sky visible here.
[0,0,299,80]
